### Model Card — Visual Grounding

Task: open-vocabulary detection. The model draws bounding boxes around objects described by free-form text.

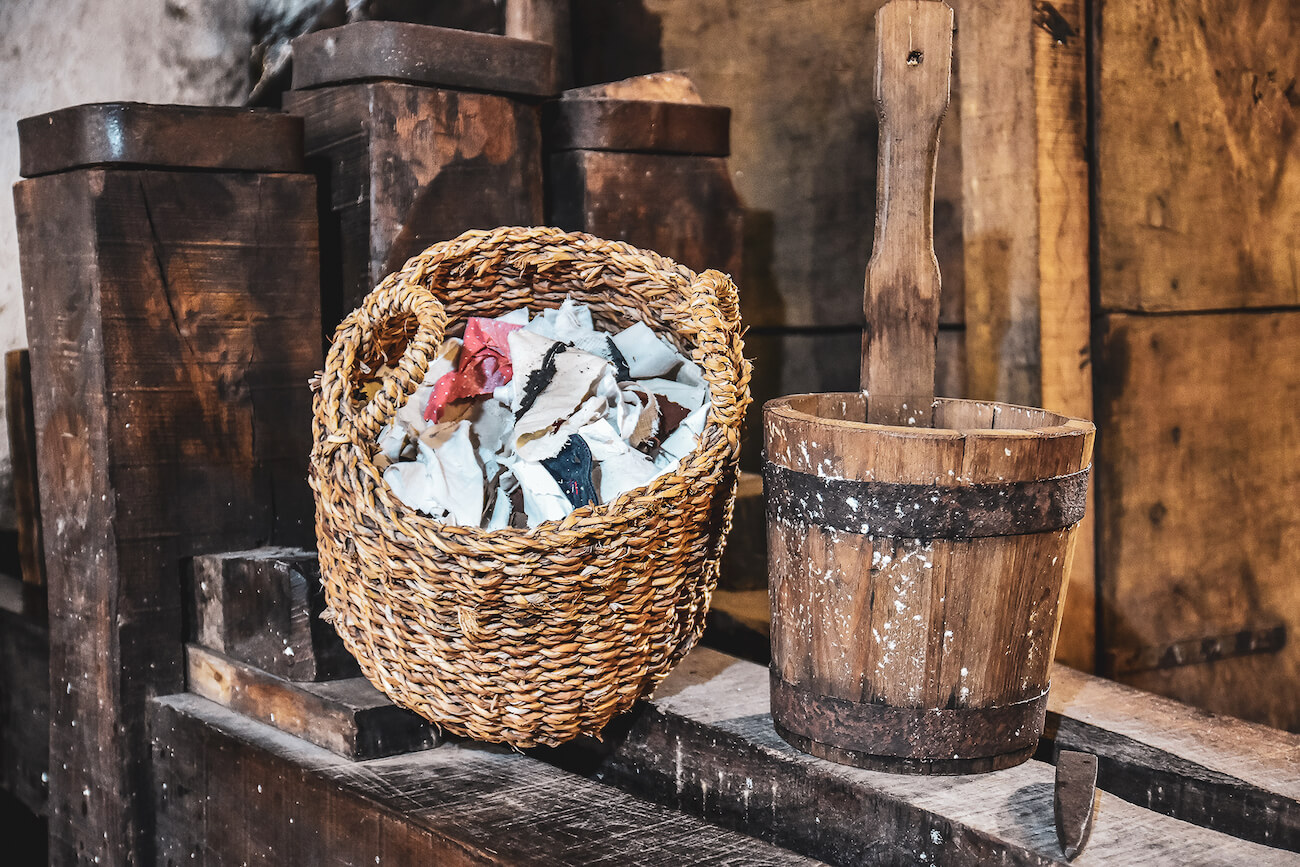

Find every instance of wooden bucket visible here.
[764,393,1094,773]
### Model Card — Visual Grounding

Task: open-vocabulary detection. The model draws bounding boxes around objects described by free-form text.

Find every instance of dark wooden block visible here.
[284,79,544,327]
[291,20,556,97]
[545,98,731,155]
[548,149,743,278]
[14,107,322,863]
[150,692,821,864]
[190,549,359,682]
[185,644,436,760]
[17,102,304,178]
[5,350,44,587]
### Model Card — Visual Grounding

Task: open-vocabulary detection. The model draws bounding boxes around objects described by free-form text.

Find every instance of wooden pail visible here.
[764,393,1095,774]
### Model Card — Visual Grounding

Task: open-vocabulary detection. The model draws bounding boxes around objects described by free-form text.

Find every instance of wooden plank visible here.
[0,574,49,818]
[538,646,1300,865]
[14,165,321,865]
[1094,0,1300,313]
[291,21,557,97]
[17,103,304,178]
[5,350,45,587]
[544,98,731,155]
[285,80,543,328]
[1093,311,1300,730]
[958,0,1095,669]
[185,644,438,760]
[150,693,825,865]
[190,548,359,682]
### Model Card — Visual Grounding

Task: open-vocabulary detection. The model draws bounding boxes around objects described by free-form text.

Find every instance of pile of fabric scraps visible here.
[372,298,710,529]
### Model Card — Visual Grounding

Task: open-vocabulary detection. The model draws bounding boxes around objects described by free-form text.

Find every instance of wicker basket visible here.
[309,226,751,747]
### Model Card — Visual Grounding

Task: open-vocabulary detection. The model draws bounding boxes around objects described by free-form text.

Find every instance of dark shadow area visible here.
[569,0,664,86]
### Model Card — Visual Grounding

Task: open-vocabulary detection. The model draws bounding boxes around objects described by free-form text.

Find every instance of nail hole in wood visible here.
[907,50,924,65]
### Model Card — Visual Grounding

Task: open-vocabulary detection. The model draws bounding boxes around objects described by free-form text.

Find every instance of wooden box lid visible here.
[17,103,305,178]
[544,74,729,156]
[290,21,556,99]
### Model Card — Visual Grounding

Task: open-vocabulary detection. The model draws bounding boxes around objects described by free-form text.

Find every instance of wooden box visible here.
[283,21,553,328]
[13,102,322,864]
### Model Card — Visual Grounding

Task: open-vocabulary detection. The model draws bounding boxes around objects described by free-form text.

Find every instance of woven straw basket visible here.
[309,226,751,748]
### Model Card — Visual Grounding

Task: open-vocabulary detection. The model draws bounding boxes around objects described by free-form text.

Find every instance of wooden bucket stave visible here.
[764,393,1095,774]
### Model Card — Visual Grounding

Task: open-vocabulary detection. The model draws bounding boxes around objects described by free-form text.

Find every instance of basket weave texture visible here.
[310,226,751,747]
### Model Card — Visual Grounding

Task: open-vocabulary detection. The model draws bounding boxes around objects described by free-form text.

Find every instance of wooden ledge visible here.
[151,693,822,864]
[534,647,1300,864]
[291,21,556,98]
[17,103,304,178]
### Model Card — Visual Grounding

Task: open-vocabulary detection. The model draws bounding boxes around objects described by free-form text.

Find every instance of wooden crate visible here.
[283,21,551,329]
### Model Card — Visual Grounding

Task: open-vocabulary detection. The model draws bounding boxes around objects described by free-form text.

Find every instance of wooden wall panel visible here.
[1096,0,1300,313]
[1094,312,1300,730]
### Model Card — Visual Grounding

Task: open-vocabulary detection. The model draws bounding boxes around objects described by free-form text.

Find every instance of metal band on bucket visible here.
[763,464,1090,539]
[770,671,1049,762]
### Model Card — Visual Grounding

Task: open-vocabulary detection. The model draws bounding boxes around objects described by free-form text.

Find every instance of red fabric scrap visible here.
[425,317,522,422]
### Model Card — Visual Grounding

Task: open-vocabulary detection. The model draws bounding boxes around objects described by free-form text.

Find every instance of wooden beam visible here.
[14,127,321,861]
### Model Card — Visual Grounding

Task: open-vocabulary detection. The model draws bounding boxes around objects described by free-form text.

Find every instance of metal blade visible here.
[1055,749,1098,861]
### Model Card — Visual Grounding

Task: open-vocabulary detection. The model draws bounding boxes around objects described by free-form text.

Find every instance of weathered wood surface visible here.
[548,149,743,278]
[1094,1,1300,313]
[956,0,1095,668]
[291,21,557,97]
[17,103,304,177]
[763,393,1093,773]
[539,646,1300,865]
[861,0,952,415]
[151,693,825,865]
[190,548,358,682]
[0,574,49,818]
[284,80,543,328]
[5,351,44,588]
[185,645,438,760]
[15,160,321,864]
[1093,311,1300,731]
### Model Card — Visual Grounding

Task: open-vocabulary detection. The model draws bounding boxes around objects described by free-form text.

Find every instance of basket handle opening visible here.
[319,278,449,446]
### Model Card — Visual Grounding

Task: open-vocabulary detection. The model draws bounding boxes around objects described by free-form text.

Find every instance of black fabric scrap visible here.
[541,435,599,508]
[606,336,632,382]
[515,342,567,419]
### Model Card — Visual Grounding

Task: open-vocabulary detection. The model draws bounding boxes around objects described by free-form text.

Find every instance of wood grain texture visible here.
[537,646,1296,866]
[14,165,321,865]
[862,0,953,410]
[291,21,557,97]
[185,645,438,759]
[1094,0,1300,312]
[190,548,359,681]
[150,693,824,865]
[17,103,304,178]
[1093,311,1300,730]
[547,149,743,278]
[5,350,45,587]
[0,574,49,818]
[764,394,1093,771]
[285,81,543,328]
